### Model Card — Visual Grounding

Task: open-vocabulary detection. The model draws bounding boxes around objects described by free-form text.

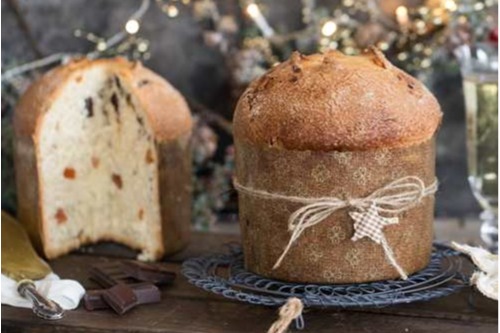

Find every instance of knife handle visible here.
[17,279,65,320]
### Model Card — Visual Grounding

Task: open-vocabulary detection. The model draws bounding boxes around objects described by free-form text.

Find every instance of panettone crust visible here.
[233,48,442,151]
[14,57,192,141]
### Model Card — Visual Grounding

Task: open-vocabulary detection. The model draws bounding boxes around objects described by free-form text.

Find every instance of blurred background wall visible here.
[2,0,495,220]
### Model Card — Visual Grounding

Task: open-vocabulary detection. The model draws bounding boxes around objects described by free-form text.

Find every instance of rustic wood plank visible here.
[2,229,497,332]
[44,253,497,322]
[2,297,497,333]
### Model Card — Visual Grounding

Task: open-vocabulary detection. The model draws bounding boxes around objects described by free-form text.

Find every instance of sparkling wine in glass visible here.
[458,43,498,250]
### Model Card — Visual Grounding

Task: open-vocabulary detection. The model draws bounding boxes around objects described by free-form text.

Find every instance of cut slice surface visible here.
[38,65,163,260]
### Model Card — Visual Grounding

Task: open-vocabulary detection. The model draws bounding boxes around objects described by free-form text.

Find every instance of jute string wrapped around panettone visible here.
[234,176,438,280]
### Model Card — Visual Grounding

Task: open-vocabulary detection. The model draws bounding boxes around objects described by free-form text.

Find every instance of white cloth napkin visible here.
[1,273,85,310]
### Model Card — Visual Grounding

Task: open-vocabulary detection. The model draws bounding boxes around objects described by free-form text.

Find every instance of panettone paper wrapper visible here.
[235,138,436,283]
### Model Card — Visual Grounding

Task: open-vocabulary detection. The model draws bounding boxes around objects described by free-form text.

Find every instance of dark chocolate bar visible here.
[85,260,175,315]
[84,283,161,314]
[102,284,138,315]
[83,290,107,311]
[133,283,161,304]
[89,264,138,288]
[122,261,176,285]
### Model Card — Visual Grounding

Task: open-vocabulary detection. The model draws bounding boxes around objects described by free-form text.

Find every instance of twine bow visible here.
[233,176,438,279]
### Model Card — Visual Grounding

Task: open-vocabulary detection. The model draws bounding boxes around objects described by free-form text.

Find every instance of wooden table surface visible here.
[2,222,498,333]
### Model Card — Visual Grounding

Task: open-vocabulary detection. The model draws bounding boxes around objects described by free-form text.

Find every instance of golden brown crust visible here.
[233,48,442,151]
[14,57,193,141]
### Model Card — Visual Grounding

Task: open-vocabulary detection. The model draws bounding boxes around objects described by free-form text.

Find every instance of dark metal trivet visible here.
[182,243,469,328]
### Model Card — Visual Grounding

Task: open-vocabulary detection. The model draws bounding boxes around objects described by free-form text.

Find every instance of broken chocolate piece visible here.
[84,283,160,313]
[90,264,134,288]
[122,261,176,285]
[90,261,176,288]
[102,284,137,315]
[83,290,108,311]
[133,283,161,304]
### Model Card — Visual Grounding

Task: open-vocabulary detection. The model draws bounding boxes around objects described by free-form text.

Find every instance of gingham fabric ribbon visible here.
[233,176,438,280]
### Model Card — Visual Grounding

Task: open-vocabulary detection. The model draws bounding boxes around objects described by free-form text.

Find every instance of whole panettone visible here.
[14,57,192,261]
[233,48,442,283]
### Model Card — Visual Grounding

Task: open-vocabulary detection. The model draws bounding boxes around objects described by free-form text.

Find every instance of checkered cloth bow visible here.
[349,204,399,244]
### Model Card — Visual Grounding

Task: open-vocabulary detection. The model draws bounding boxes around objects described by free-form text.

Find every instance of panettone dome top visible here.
[14,57,192,142]
[233,47,442,151]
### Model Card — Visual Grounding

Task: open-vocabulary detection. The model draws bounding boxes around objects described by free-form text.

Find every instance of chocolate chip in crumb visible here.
[126,94,133,107]
[138,79,150,87]
[289,76,298,83]
[111,173,123,189]
[292,64,301,73]
[63,167,76,179]
[136,116,144,126]
[111,93,119,114]
[55,208,67,224]
[114,75,123,91]
[85,97,94,117]
[145,149,154,164]
[407,83,415,90]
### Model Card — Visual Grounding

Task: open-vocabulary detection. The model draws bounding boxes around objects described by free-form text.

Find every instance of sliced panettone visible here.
[14,57,193,261]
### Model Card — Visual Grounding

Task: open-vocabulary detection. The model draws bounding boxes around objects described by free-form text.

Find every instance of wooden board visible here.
[2,231,497,333]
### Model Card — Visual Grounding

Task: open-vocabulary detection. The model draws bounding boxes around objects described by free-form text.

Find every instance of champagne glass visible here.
[457,43,498,251]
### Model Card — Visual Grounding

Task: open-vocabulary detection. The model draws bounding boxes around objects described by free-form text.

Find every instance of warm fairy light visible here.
[474,2,485,11]
[125,19,140,34]
[395,6,409,27]
[421,58,431,68]
[96,41,107,51]
[166,5,179,17]
[137,41,149,52]
[246,3,274,37]
[415,20,426,32]
[377,41,389,51]
[321,20,338,37]
[246,3,259,17]
[397,52,408,61]
[444,0,458,12]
